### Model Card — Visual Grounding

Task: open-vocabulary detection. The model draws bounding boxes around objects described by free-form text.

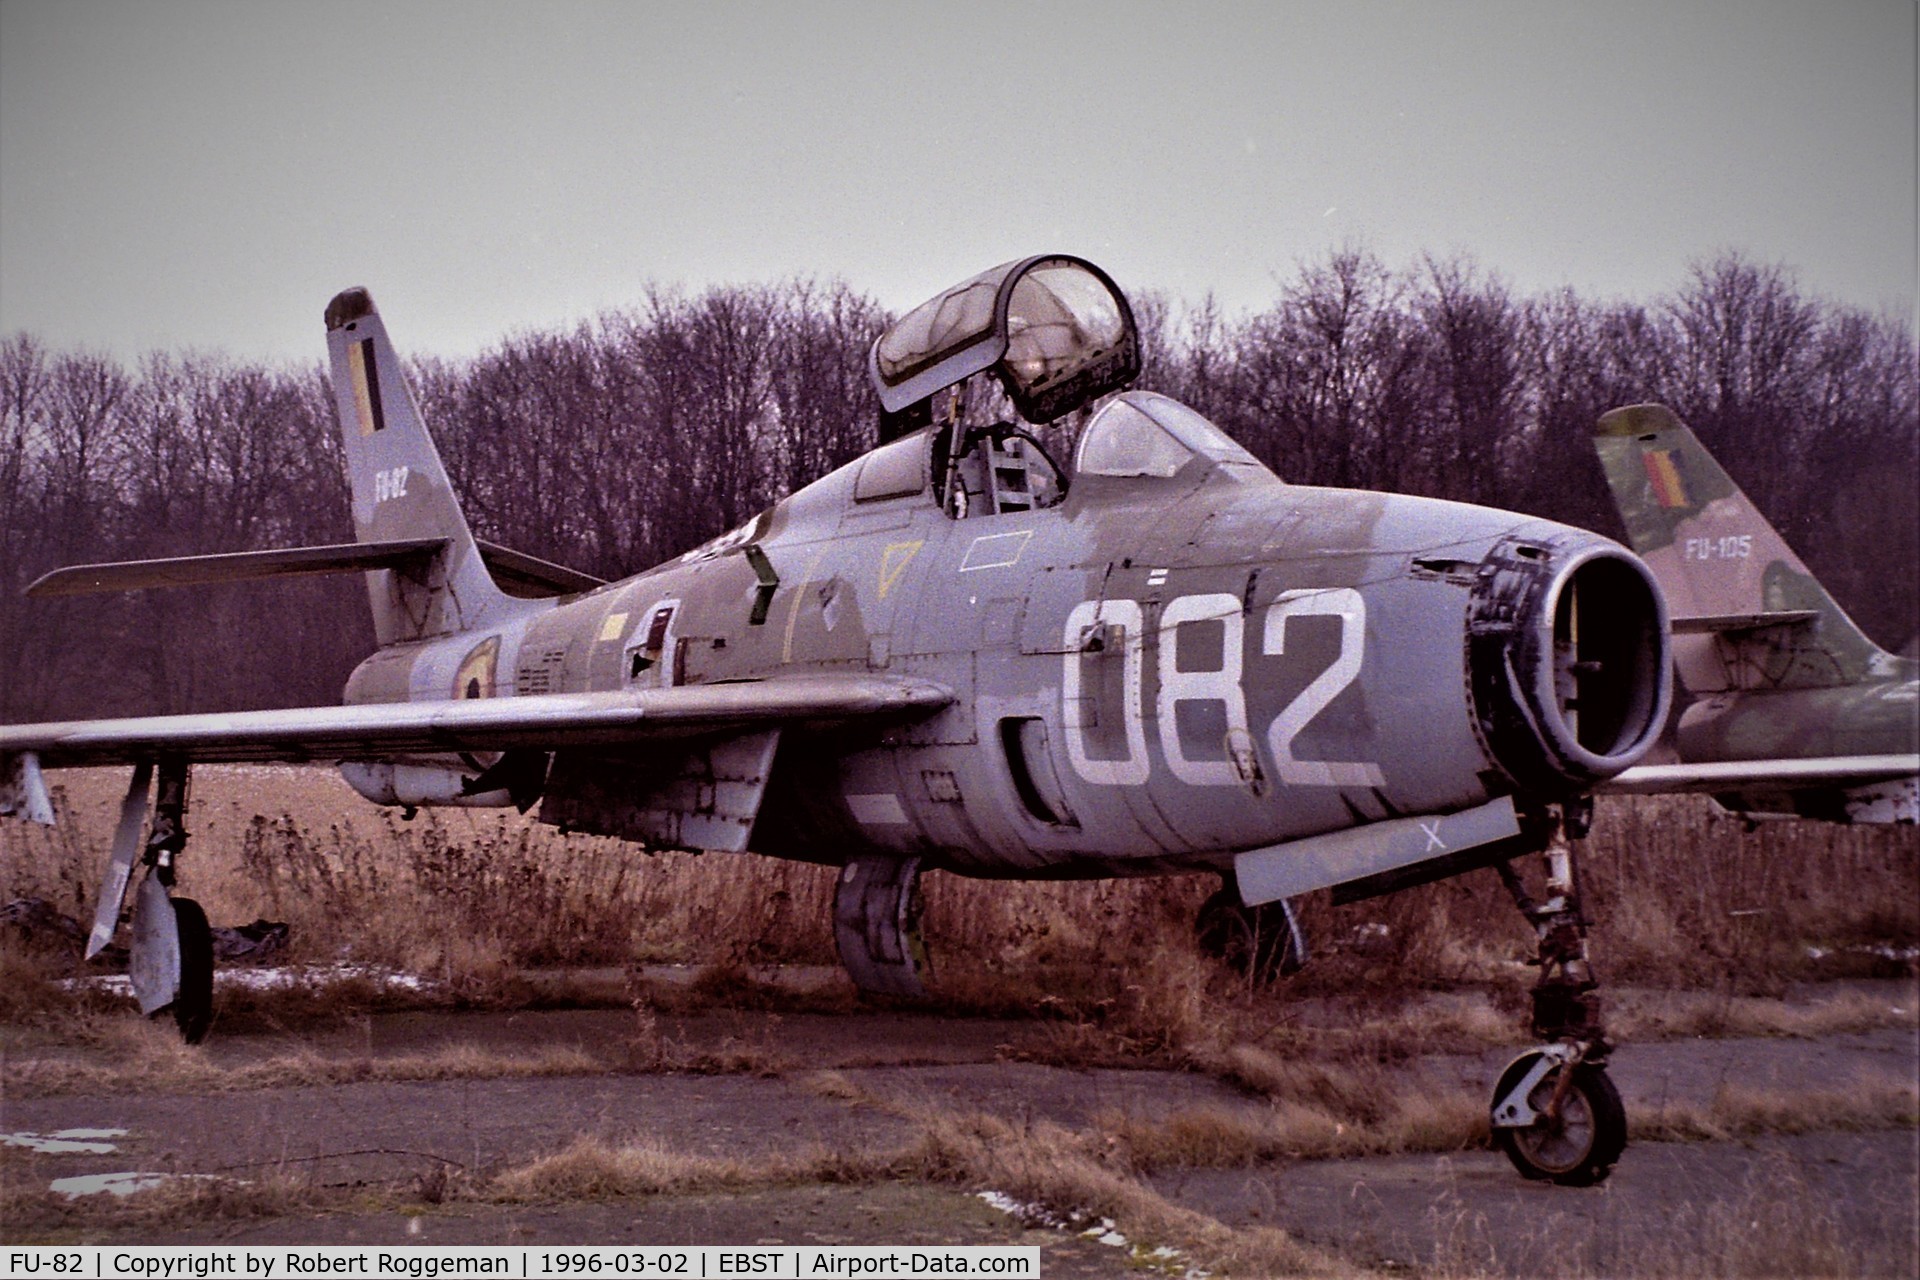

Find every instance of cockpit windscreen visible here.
[1075,391,1267,478]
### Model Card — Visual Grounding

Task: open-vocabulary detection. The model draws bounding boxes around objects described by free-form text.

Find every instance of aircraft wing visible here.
[0,673,952,769]
[1602,753,1919,795]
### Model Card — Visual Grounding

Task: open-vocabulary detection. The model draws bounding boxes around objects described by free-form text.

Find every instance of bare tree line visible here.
[2,251,1912,720]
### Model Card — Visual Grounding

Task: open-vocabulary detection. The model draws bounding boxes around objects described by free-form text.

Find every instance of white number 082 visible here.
[1061,588,1382,789]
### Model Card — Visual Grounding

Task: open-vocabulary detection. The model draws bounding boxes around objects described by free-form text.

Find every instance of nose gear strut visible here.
[1488,801,1626,1185]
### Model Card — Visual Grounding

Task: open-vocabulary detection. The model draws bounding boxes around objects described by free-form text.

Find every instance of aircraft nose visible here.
[1466,532,1672,793]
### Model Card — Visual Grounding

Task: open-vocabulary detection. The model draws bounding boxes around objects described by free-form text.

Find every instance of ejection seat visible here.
[834,255,1142,996]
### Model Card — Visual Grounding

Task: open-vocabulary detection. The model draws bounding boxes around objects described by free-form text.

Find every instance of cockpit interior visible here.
[865,255,1269,522]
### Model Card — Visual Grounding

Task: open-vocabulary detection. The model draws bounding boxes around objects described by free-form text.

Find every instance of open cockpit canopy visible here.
[869,255,1140,424]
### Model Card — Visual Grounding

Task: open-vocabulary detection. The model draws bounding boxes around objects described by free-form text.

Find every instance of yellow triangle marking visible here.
[879,540,923,601]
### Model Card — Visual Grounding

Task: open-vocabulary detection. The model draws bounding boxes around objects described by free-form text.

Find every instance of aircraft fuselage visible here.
[344,433,1662,880]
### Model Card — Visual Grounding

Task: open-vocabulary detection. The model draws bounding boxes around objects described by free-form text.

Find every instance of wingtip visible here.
[324,287,376,331]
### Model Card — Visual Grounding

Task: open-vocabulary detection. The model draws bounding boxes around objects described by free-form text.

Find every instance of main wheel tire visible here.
[169,896,215,1044]
[1194,890,1303,985]
[1491,1054,1626,1186]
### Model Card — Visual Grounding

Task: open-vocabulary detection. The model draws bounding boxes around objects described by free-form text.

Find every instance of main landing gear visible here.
[833,855,930,998]
[1488,802,1626,1185]
[90,758,214,1042]
[1194,878,1307,985]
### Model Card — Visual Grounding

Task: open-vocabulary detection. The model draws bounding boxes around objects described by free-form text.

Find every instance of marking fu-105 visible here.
[1,255,1673,1185]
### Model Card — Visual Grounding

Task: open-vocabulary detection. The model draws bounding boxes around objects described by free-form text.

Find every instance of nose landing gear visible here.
[1489,802,1626,1185]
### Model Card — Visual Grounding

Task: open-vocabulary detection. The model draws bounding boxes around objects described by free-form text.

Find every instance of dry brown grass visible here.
[892,1107,1360,1277]
[5,1106,1355,1274]
[12,1077,1912,1275]
[4,770,1915,1044]
[1602,1157,1909,1280]
[1581,1173,1887,1280]
[1610,984,1920,1040]
[1639,1077,1920,1142]
[1,1171,323,1240]
[488,1135,834,1201]
[1422,1152,1914,1280]
[1098,1070,1920,1176]
[1097,1052,1489,1172]
[7,1039,609,1098]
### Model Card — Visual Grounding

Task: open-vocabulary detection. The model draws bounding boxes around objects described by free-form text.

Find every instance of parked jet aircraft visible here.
[1,256,1674,1184]
[1594,405,1918,823]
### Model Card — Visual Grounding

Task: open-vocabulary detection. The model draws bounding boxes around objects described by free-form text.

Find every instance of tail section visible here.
[1594,404,1886,690]
[325,289,510,645]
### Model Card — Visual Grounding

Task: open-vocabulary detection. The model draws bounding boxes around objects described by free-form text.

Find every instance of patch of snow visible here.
[974,1189,1072,1231]
[218,963,430,993]
[50,1172,173,1197]
[4,1129,127,1154]
[66,963,431,997]
[976,1189,1209,1276]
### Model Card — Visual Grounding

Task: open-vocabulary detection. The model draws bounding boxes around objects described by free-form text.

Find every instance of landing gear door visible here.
[868,255,1141,425]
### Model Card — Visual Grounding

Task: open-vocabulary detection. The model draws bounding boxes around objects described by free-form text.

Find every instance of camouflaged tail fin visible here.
[324,288,512,646]
[1594,404,1886,690]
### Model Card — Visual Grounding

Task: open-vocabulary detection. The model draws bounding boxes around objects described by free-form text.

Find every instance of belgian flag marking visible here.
[349,338,386,436]
[1640,447,1689,509]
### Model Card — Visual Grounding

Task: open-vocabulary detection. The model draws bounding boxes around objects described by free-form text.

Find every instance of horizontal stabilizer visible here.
[25,540,447,597]
[474,539,605,597]
[1670,610,1820,635]
[25,538,604,601]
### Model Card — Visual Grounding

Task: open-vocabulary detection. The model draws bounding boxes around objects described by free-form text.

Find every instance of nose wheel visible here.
[1490,1046,1626,1184]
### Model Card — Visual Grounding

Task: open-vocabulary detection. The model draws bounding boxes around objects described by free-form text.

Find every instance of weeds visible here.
[8,1041,610,1098]
[893,1106,1356,1276]
[1096,1088,1488,1170]
[8,772,1913,1005]
[1420,1150,1916,1279]
[1639,1077,1920,1142]
[1610,985,1919,1040]
[2,1170,322,1240]
[488,1135,825,1201]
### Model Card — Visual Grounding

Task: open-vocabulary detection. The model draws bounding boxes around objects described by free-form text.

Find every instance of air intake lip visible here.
[1467,534,1671,793]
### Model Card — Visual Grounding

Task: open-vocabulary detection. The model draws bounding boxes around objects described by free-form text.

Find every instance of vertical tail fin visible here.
[325,288,509,646]
[1593,404,1885,688]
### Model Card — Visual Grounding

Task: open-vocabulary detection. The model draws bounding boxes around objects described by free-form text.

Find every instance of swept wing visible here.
[0,673,950,769]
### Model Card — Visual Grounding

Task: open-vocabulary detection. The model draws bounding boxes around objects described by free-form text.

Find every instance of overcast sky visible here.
[1,0,1914,365]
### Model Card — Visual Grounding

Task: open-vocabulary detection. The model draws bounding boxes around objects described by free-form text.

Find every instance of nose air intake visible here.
[1467,536,1671,793]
